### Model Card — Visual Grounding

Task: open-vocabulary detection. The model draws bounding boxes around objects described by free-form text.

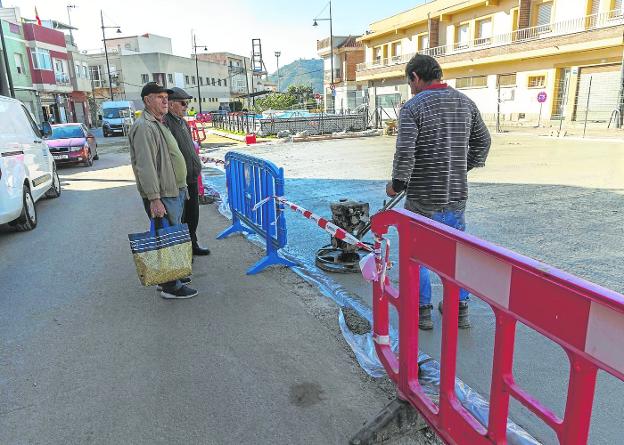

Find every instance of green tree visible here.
[256,93,297,111]
[286,84,314,104]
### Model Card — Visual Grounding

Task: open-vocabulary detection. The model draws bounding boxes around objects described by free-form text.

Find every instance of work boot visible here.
[438,301,472,329]
[418,304,433,330]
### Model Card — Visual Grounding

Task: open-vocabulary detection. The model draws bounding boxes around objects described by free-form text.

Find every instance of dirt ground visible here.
[203,131,624,445]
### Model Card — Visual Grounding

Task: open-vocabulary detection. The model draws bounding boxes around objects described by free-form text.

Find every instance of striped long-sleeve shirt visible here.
[392,84,491,212]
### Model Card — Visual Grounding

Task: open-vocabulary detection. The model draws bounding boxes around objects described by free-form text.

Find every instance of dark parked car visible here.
[47,124,99,167]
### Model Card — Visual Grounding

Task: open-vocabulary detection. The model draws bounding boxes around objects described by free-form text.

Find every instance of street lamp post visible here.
[274,51,281,92]
[313,0,334,113]
[100,10,121,101]
[192,32,208,114]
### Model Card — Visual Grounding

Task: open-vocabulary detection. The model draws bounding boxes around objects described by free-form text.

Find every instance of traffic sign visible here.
[330,83,335,91]
[314,93,321,100]
[537,91,548,103]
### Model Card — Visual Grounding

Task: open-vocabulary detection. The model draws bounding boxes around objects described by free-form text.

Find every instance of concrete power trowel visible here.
[315,191,405,273]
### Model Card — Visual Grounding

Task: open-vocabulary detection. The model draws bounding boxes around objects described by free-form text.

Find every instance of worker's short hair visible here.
[405,54,443,82]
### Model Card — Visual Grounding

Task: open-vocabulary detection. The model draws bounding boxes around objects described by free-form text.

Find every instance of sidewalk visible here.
[176,203,395,443]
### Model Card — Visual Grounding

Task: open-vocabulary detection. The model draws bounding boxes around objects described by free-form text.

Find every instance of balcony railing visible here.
[357,9,624,71]
[54,72,70,85]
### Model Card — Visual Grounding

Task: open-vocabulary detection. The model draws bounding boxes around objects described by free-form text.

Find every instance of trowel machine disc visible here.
[315,243,374,274]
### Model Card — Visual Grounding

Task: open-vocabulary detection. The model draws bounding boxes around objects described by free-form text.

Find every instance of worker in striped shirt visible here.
[386,54,491,330]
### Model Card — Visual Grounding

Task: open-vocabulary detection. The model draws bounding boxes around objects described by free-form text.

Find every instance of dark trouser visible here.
[183,181,200,244]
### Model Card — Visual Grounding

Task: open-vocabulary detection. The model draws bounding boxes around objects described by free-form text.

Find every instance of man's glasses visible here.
[177,101,189,106]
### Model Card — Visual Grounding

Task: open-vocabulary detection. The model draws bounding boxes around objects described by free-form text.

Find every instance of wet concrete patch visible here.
[343,307,371,335]
[289,382,325,407]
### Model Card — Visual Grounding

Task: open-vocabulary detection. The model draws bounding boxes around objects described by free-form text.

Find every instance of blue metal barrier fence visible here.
[217,151,296,274]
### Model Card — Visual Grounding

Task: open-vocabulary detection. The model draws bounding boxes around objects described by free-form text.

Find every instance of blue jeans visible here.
[143,188,187,290]
[419,209,470,306]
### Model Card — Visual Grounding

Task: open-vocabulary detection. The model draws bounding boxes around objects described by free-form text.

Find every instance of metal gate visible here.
[574,64,621,122]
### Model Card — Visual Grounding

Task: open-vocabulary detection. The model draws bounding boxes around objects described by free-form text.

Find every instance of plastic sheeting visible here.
[206,173,540,445]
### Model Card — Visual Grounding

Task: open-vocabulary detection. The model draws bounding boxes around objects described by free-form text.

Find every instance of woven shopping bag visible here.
[128,218,192,286]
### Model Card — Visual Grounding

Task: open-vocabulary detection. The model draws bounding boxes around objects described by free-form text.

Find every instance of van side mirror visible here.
[40,122,53,138]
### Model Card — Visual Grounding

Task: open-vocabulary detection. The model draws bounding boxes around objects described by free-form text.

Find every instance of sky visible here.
[3,0,430,73]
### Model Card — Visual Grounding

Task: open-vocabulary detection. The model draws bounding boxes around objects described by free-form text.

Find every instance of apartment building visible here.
[22,22,73,123]
[63,35,93,127]
[87,34,231,112]
[317,35,366,112]
[357,0,624,124]
[0,7,39,116]
[199,52,270,107]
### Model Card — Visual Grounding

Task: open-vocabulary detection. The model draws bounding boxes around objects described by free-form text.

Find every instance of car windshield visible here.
[50,125,84,139]
[103,108,129,119]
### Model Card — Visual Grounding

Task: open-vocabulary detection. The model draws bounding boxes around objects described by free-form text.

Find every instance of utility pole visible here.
[617,31,624,128]
[274,51,281,92]
[243,57,251,109]
[67,4,77,44]
[100,10,121,101]
[313,0,334,113]
[192,33,208,114]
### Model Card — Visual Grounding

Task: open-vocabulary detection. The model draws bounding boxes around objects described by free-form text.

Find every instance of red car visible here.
[47,123,99,166]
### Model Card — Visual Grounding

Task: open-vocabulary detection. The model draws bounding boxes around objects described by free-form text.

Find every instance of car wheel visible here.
[13,186,37,231]
[85,150,94,167]
[93,145,99,161]
[45,167,62,199]
[103,131,109,138]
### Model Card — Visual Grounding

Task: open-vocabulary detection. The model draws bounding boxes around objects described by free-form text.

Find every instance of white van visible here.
[101,100,135,137]
[0,95,61,231]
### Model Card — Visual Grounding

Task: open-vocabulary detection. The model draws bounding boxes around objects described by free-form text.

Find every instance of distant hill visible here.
[268,59,323,93]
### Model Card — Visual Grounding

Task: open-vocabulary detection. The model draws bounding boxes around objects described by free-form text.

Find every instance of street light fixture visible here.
[274,51,281,92]
[192,32,208,114]
[313,0,334,113]
[100,10,121,101]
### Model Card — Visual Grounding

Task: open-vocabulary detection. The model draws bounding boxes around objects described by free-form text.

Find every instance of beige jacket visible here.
[128,110,180,200]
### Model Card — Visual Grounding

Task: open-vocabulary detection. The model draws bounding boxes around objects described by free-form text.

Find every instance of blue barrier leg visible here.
[246,251,297,275]
[247,235,297,275]
[217,218,251,239]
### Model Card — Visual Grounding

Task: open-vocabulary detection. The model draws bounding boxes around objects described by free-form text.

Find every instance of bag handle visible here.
[149,217,170,235]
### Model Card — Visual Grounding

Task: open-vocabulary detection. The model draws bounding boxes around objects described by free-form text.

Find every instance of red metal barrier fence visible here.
[371,209,624,445]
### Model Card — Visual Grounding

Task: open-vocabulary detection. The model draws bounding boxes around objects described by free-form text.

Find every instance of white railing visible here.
[357,9,624,71]
[54,72,70,85]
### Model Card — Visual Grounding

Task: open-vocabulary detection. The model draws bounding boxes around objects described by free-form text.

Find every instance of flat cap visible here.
[168,87,193,100]
[141,82,173,98]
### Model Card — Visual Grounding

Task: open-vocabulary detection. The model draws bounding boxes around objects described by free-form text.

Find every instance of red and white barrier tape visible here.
[252,195,392,278]
[253,195,373,252]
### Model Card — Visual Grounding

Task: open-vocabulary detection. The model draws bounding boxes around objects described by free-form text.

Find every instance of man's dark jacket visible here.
[163,113,202,184]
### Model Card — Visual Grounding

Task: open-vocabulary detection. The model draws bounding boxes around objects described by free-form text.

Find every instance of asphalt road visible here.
[0,150,393,444]
[204,133,624,445]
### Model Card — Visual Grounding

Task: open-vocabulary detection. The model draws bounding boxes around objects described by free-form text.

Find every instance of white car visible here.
[0,95,61,231]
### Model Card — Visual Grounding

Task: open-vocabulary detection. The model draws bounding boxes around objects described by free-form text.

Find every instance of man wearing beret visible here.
[163,87,210,256]
[128,82,198,299]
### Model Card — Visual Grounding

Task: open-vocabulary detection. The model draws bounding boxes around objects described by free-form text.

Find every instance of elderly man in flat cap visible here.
[129,82,198,299]
[163,88,210,256]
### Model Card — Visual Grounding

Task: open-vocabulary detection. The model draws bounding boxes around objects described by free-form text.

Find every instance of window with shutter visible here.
[612,0,623,15]
[476,18,492,45]
[456,23,470,49]
[590,0,600,15]
[536,2,553,27]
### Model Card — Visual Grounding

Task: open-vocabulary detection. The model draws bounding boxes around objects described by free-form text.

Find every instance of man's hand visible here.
[386,181,398,197]
[149,199,167,218]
